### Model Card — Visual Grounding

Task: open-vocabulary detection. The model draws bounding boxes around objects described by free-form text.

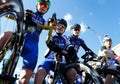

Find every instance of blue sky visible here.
[0,0,120,77]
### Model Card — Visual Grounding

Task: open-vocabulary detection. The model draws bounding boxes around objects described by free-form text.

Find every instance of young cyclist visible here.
[34,19,78,84]
[0,0,56,84]
[69,23,97,83]
[98,35,117,59]
[69,23,97,57]
[19,0,52,83]
[98,35,119,84]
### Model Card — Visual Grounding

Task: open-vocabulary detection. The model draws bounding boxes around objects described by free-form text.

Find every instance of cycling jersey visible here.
[68,35,96,58]
[98,46,117,69]
[46,34,70,59]
[68,35,85,53]
[98,46,116,57]
[21,11,45,71]
[6,10,54,71]
[38,34,71,73]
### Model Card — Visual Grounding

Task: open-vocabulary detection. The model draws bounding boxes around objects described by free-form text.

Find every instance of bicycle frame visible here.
[51,58,103,84]
[52,61,68,84]
[0,0,24,84]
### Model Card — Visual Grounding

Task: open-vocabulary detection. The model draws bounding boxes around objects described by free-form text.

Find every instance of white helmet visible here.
[103,35,112,43]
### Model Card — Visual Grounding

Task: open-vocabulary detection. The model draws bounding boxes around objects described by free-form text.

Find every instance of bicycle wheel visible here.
[65,62,103,84]
[0,0,24,84]
[97,68,120,83]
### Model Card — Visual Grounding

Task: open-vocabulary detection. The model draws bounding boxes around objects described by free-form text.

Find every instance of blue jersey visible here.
[38,34,71,73]
[24,12,45,41]
[21,11,45,71]
[46,34,71,59]
[68,35,85,53]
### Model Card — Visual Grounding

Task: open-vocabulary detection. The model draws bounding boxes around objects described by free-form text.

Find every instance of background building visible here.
[112,43,120,56]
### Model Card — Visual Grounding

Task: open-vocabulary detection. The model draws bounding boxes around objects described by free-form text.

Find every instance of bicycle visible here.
[81,51,120,83]
[50,54,103,84]
[0,0,24,83]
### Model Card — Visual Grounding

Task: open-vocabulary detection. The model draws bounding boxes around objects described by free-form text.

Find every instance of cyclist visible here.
[98,35,120,65]
[34,19,78,84]
[19,0,54,83]
[98,35,117,59]
[98,35,119,84]
[0,0,56,84]
[68,24,96,55]
[69,23,97,83]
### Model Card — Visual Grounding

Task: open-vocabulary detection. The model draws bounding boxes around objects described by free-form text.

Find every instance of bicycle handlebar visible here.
[81,52,98,63]
[46,13,57,44]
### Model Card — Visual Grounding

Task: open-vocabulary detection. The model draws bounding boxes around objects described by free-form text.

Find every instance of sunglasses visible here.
[57,24,66,29]
[74,28,80,31]
[39,2,49,8]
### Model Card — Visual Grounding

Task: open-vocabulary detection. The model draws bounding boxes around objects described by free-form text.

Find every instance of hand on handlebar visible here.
[25,9,33,21]
[48,18,57,29]
[25,9,36,26]
[61,49,79,63]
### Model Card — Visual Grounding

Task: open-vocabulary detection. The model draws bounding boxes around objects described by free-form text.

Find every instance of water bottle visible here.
[75,74,83,84]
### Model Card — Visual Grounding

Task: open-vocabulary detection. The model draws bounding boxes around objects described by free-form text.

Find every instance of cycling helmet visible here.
[103,35,112,43]
[57,19,67,29]
[70,24,81,30]
[37,0,51,9]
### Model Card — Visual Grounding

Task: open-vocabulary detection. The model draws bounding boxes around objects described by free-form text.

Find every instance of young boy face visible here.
[36,2,49,14]
[56,24,66,34]
[71,28,80,36]
[104,39,112,48]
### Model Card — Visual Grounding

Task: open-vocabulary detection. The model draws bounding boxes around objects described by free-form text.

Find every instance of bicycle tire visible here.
[97,68,120,83]
[65,62,104,84]
[0,0,24,84]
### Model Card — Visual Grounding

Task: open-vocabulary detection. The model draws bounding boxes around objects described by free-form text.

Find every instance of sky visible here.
[0,0,120,79]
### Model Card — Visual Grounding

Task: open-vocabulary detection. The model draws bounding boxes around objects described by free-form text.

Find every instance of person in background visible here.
[98,35,117,59]
[98,35,120,84]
